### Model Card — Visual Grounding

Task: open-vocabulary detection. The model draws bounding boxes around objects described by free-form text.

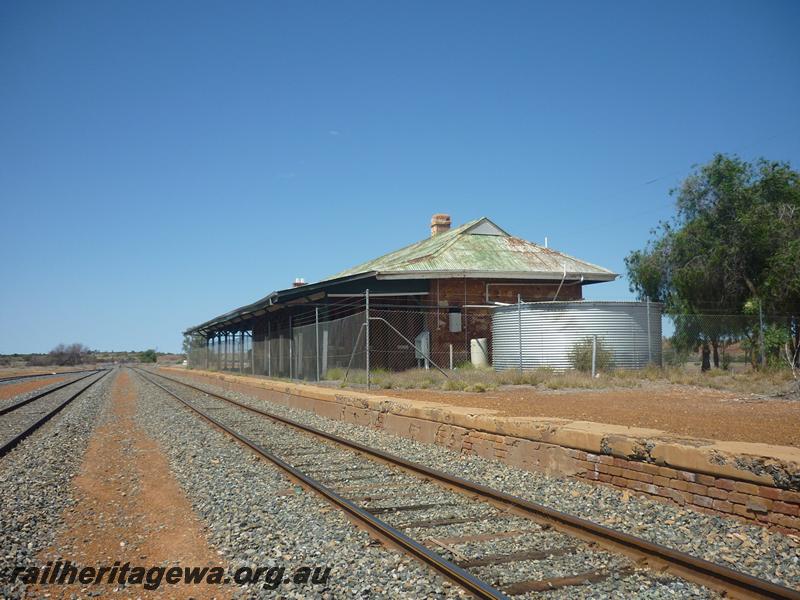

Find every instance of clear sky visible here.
[1,1,798,353]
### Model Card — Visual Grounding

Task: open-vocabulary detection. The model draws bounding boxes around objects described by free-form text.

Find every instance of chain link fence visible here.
[663,313,797,372]
[186,297,799,386]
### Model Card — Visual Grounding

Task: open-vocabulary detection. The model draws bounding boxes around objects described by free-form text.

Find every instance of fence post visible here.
[758,299,765,368]
[646,298,652,365]
[517,294,523,372]
[322,329,329,375]
[315,307,320,382]
[289,315,293,380]
[365,289,370,390]
[449,343,453,370]
[591,335,597,378]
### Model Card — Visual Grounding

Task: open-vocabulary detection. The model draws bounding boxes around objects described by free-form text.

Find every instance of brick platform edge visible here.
[163,368,800,536]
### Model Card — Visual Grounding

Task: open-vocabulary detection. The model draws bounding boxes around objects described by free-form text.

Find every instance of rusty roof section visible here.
[326,217,617,282]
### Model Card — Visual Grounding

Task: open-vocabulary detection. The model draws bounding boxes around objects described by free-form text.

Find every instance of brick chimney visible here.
[430,213,451,237]
[293,278,306,288]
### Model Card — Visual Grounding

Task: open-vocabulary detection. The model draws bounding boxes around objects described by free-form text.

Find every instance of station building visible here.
[184,214,617,377]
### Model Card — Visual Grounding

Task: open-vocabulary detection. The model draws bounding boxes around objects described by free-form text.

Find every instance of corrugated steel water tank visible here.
[492,301,662,370]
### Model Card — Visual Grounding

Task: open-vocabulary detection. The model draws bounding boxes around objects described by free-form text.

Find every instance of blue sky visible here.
[1,1,798,353]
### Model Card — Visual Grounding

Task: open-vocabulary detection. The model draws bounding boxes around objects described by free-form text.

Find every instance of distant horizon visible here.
[1,348,183,356]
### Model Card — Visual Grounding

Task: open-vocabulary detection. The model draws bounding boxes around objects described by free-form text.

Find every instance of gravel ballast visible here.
[132,371,466,599]
[144,371,715,597]
[0,371,100,411]
[0,370,112,599]
[162,370,800,591]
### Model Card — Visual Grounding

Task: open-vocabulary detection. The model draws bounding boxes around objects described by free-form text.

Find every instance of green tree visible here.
[182,335,192,356]
[139,349,158,363]
[626,154,800,370]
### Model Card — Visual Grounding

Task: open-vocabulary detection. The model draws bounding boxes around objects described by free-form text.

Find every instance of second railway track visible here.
[133,367,800,600]
[0,369,110,457]
[0,368,103,385]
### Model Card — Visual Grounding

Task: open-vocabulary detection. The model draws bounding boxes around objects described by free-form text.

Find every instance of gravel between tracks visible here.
[151,373,715,598]
[0,370,111,599]
[0,372,96,409]
[162,371,800,591]
[0,376,104,450]
[177,384,713,599]
[0,373,63,387]
[132,371,466,599]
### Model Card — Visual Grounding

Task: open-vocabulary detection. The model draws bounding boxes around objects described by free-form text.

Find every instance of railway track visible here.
[133,367,800,600]
[0,368,101,385]
[0,369,110,457]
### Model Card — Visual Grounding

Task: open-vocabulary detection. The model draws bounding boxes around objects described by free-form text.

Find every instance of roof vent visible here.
[293,278,306,288]
[430,213,451,237]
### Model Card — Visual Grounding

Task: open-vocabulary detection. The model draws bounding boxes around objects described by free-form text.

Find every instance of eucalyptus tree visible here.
[626,154,800,370]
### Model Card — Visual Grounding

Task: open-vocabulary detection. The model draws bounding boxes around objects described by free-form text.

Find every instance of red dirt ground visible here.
[0,376,67,400]
[35,371,223,599]
[174,370,800,448]
[376,384,800,448]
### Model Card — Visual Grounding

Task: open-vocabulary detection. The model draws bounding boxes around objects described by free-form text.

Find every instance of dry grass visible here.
[322,364,796,395]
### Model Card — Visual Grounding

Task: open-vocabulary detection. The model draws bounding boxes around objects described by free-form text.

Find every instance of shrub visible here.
[139,349,158,363]
[47,343,91,366]
[464,383,487,393]
[569,337,613,373]
[323,367,345,380]
[442,379,467,391]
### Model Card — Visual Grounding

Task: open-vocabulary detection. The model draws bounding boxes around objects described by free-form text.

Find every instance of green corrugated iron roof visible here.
[326,217,616,281]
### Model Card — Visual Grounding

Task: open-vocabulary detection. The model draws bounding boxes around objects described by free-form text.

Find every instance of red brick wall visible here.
[430,277,583,305]
[427,278,583,362]
[575,452,800,534]
[456,429,800,535]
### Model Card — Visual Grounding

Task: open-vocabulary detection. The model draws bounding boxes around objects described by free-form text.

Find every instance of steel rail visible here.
[142,367,800,600]
[133,368,508,600]
[0,370,104,416]
[0,368,102,384]
[0,369,111,457]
